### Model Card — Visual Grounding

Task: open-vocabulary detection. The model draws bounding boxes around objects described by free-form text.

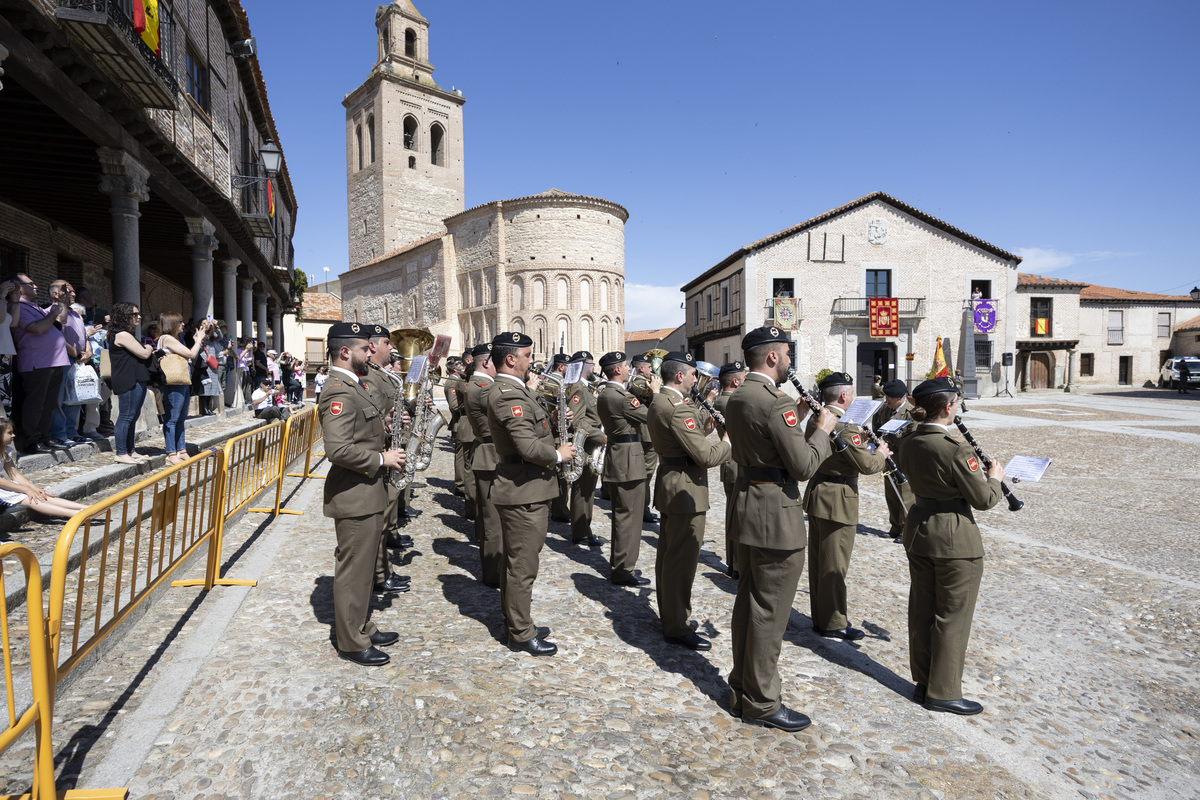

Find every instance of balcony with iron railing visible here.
[830,297,926,319]
[56,0,180,108]
[234,161,277,239]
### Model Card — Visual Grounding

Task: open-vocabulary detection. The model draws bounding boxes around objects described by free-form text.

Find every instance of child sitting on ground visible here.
[0,420,96,519]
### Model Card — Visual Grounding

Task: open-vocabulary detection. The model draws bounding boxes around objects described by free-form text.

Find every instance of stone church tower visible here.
[343,0,465,268]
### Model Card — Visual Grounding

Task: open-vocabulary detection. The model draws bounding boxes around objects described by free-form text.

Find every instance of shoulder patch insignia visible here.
[511,405,523,418]
[967,456,979,472]
[783,410,797,427]
[851,433,862,446]
[631,398,640,408]
[684,417,696,431]
[330,401,343,416]
[572,395,580,404]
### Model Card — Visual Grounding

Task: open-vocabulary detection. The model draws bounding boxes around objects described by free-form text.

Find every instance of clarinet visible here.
[690,385,726,427]
[952,416,1023,512]
[785,369,847,452]
[859,426,907,484]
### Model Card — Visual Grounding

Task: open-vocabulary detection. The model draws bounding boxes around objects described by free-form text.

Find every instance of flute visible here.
[952,416,1023,512]
[785,369,848,452]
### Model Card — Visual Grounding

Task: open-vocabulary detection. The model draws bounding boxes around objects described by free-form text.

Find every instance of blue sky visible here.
[253,0,1200,330]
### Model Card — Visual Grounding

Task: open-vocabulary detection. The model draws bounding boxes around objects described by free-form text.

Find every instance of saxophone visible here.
[407,355,446,475]
[367,362,410,489]
[538,373,586,484]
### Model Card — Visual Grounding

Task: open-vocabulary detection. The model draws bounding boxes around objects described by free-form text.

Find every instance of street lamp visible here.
[232,141,283,189]
[1191,286,1200,302]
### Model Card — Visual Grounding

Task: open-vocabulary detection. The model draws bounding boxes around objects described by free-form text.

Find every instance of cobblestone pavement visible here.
[2,391,1197,799]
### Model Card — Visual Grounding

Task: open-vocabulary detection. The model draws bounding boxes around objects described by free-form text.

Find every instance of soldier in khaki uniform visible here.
[713,361,746,578]
[629,353,659,524]
[803,372,890,641]
[463,342,502,585]
[595,351,654,586]
[445,357,476,520]
[546,353,572,522]
[897,376,1004,716]
[647,351,730,650]
[726,326,835,732]
[871,378,917,542]
[485,332,576,656]
[361,325,411,596]
[318,323,407,666]
[566,351,606,547]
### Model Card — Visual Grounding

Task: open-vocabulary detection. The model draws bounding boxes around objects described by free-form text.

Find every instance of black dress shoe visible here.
[664,632,711,651]
[923,697,983,716]
[373,579,411,595]
[338,646,390,666]
[48,439,74,450]
[743,705,812,733]
[728,567,740,579]
[892,535,904,544]
[643,513,659,524]
[550,513,571,523]
[574,534,602,548]
[813,626,865,641]
[508,636,557,657]
[610,574,651,587]
[19,444,56,456]
[376,573,411,592]
[369,630,400,647]
[913,684,926,704]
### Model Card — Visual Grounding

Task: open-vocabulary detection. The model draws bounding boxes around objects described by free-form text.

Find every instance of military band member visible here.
[464,342,502,586]
[485,332,576,656]
[647,351,730,650]
[629,353,659,524]
[318,322,407,666]
[567,351,606,547]
[596,351,652,586]
[803,372,890,641]
[897,376,1004,715]
[714,361,746,578]
[547,353,572,523]
[726,326,834,731]
[445,357,476,519]
[387,351,416,546]
[871,378,917,542]
[362,325,411,596]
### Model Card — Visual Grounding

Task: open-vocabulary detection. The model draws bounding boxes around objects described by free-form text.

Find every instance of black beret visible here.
[570,350,594,363]
[662,351,694,366]
[366,324,388,338]
[445,356,462,366]
[630,353,651,365]
[817,371,854,391]
[912,376,957,399]
[550,352,569,365]
[599,351,625,368]
[741,326,790,351]
[469,343,493,358]
[882,379,908,398]
[491,331,533,348]
[719,360,746,377]
[328,322,372,340]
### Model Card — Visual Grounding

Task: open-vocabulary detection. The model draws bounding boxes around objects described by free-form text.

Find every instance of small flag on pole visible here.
[134,0,161,56]
[931,336,949,378]
[267,180,275,218]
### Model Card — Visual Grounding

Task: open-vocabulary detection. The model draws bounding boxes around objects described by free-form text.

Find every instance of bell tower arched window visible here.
[404,28,417,58]
[403,116,418,151]
[430,123,445,166]
[355,126,363,170]
[367,116,376,164]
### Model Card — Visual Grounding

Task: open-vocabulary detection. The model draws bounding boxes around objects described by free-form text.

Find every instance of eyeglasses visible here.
[131,312,142,317]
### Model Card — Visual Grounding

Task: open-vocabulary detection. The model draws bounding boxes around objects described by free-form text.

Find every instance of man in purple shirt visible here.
[10,273,70,455]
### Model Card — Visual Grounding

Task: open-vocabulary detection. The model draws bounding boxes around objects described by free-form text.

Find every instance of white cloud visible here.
[623,283,686,333]
[1015,247,1138,274]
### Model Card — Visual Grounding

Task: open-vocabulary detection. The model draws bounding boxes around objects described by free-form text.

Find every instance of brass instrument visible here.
[367,362,409,488]
[388,328,441,481]
[389,328,434,403]
[536,371,586,483]
[690,360,725,427]
[629,348,668,399]
[644,348,668,375]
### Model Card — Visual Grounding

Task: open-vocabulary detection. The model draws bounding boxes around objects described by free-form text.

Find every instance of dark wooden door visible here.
[1029,353,1050,389]
[1119,356,1132,385]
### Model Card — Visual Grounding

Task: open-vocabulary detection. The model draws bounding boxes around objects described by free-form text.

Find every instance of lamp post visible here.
[1191,286,1200,302]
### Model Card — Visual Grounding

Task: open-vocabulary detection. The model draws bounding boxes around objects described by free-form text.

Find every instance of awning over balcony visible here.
[831,297,926,319]
[1016,339,1078,351]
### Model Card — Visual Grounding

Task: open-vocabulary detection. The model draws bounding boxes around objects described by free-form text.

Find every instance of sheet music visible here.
[565,361,584,385]
[1005,455,1051,483]
[878,418,911,435]
[840,398,882,427]
[405,355,427,384]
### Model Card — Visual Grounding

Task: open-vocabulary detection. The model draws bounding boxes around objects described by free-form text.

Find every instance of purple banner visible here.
[973,299,997,334]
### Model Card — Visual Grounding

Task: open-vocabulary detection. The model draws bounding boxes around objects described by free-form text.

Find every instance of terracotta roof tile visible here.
[625,327,679,342]
[1017,273,1088,289]
[1079,284,1194,302]
[1174,313,1200,332]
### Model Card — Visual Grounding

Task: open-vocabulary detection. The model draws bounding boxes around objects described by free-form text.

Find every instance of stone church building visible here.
[338,1,627,357]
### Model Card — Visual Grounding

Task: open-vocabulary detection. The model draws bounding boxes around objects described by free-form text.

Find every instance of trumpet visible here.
[785,368,848,453]
[953,416,1023,512]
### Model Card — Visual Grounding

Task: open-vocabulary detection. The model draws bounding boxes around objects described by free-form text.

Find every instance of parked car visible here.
[1159,357,1200,389]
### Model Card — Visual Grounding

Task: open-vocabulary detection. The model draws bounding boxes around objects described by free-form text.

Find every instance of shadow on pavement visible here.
[782,608,912,701]
[433,536,505,644]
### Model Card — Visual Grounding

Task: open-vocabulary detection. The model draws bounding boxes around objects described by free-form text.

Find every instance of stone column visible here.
[272,308,284,352]
[255,294,268,344]
[98,148,150,307]
[1064,349,1076,393]
[240,278,255,341]
[221,259,241,336]
[185,217,219,323]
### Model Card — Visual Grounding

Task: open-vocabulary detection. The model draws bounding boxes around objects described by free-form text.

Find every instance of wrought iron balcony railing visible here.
[830,297,926,319]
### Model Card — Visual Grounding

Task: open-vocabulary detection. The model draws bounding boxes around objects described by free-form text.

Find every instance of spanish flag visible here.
[1034,318,1049,335]
[931,336,950,378]
[133,0,161,57]
[267,179,275,218]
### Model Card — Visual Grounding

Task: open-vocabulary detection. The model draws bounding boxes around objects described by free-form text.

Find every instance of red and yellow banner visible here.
[931,336,949,378]
[868,297,898,338]
[1034,317,1049,335]
[267,180,275,218]
[133,0,161,56]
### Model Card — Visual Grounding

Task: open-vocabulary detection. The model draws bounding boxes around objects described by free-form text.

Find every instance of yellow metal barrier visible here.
[219,420,287,520]
[2,543,127,800]
[263,407,318,514]
[286,405,325,480]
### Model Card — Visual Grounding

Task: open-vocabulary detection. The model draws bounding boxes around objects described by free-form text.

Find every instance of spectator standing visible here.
[11,273,70,455]
[267,348,280,383]
[107,302,154,464]
[194,328,221,416]
[1180,359,1192,395]
[238,339,254,403]
[157,312,212,464]
[66,300,105,441]
[83,309,112,437]
[47,280,92,445]
[252,340,269,386]
[314,365,328,402]
[0,279,20,419]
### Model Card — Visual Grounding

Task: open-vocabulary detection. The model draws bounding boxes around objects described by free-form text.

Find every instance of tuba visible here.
[390,328,435,403]
[690,360,725,427]
[388,328,440,481]
[628,348,668,399]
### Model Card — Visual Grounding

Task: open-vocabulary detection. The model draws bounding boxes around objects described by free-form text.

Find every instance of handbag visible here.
[65,364,102,405]
[99,348,112,379]
[159,352,192,385]
[205,354,219,370]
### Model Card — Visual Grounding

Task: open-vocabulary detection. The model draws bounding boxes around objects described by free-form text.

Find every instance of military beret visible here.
[817,371,854,391]
[630,353,651,365]
[469,343,493,358]
[365,324,388,338]
[662,351,694,366]
[882,378,908,398]
[598,351,625,368]
[719,360,746,377]
[550,352,569,366]
[445,356,462,366]
[741,326,789,351]
[328,322,372,340]
[912,376,957,399]
[491,331,533,348]
[570,350,594,363]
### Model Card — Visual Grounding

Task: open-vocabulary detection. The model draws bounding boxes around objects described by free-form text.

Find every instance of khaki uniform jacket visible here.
[446,383,474,444]
[596,381,648,484]
[319,372,387,518]
[567,382,606,452]
[361,367,400,422]
[647,387,730,514]
[896,424,1003,558]
[802,405,887,525]
[485,376,560,505]
[464,373,497,472]
[727,373,831,549]
[714,391,738,488]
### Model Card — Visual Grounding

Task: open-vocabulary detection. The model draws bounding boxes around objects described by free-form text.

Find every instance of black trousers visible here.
[15,366,63,450]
